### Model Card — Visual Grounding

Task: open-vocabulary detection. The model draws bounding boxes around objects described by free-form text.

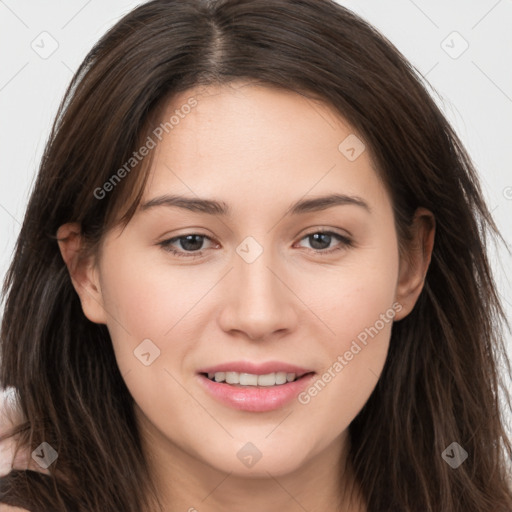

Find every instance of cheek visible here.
[294,235,399,421]
[97,245,223,383]
[97,248,185,371]
[305,239,399,351]
[97,250,204,431]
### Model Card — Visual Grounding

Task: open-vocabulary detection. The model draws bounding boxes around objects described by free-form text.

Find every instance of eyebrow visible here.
[140,193,371,216]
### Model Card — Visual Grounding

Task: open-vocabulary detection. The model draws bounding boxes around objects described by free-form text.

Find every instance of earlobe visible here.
[56,223,108,324]
[394,208,435,321]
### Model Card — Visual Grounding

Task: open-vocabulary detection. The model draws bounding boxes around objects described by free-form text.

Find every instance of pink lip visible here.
[196,361,316,412]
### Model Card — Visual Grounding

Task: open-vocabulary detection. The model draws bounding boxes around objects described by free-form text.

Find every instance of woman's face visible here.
[62,81,429,478]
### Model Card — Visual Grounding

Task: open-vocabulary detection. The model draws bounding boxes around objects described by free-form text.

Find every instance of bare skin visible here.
[57,81,435,512]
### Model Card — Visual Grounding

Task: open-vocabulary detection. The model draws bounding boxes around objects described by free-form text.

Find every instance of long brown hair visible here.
[1,0,511,510]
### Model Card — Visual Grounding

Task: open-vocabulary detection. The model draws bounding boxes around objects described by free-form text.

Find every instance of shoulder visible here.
[0,388,48,478]
[0,505,31,512]
[0,388,23,428]
[0,387,23,478]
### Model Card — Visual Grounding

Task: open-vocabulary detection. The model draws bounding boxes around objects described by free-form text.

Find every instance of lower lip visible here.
[197,373,316,412]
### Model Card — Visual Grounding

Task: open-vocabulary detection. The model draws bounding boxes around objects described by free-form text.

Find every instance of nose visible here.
[217,246,299,342]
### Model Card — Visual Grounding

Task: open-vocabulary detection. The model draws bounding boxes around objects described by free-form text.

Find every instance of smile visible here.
[196,362,316,412]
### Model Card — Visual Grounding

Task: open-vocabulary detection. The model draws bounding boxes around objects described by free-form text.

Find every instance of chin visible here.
[199,437,312,477]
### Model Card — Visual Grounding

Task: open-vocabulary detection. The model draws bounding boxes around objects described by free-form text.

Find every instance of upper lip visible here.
[197,361,314,377]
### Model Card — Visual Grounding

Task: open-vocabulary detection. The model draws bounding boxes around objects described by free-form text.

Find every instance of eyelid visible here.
[298,226,353,241]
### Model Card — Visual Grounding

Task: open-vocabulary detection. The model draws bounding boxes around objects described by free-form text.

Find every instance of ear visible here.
[393,208,435,321]
[56,222,108,324]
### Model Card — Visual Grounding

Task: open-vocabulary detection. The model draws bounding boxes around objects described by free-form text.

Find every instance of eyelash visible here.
[158,230,353,259]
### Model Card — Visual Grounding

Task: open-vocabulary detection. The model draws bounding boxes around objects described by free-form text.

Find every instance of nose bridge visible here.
[237,244,280,303]
[218,235,297,340]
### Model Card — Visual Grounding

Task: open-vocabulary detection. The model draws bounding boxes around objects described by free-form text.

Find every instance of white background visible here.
[0,1,511,425]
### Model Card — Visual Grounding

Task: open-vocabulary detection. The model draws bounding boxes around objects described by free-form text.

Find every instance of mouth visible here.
[196,362,316,412]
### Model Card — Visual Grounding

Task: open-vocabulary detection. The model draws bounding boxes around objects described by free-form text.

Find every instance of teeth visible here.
[213,372,225,382]
[275,372,287,385]
[225,372,239,384]
[239,373,258,386]
[257,373,276,387]
[207,371,299,386]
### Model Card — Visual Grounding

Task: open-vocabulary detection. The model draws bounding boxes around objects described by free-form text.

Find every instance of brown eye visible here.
[159,234,214,258]
[296,231,352,255]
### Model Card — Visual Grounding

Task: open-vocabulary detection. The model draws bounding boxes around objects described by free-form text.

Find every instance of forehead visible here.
[155,81,353,162]
[140,82,386,215]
